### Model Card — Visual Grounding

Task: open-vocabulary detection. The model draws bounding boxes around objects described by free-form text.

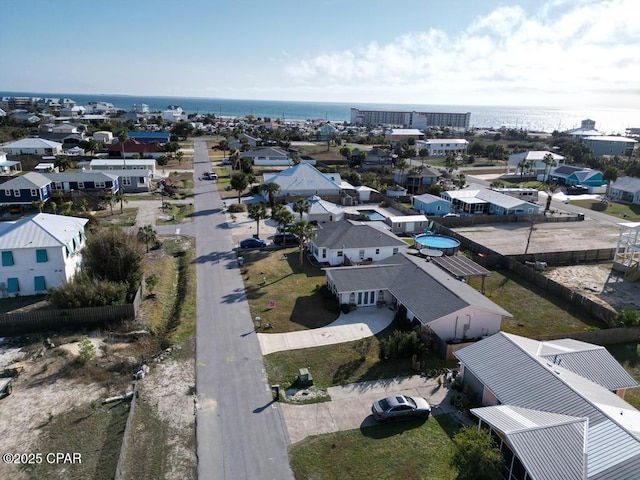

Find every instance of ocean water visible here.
[2,91,638,135]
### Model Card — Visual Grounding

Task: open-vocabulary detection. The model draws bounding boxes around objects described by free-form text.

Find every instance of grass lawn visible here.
[606,342,640,410]
[242,247,337,332]
[571,199,640,221]
[289,413,461,480]
[467,267,608,337]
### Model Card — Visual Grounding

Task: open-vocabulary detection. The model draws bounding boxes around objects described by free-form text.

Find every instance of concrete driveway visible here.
[280,375,466,444]
[257,306,395,355]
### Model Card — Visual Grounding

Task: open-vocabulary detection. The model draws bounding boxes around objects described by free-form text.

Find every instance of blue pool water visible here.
[415,234,460,255]
[357,210,386,221]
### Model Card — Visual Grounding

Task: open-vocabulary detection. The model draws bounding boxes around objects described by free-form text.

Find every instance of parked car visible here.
[240,238,266,249]
[273,232,299,246]
[220,158,232,166]
[371,395,431,422]
[566,185,589,195]
[203,171,218,180]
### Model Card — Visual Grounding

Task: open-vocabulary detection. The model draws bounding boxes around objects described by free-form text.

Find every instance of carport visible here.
[430,255,490,294]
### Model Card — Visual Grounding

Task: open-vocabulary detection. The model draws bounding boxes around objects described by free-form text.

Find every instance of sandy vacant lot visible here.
[545,263,640,313]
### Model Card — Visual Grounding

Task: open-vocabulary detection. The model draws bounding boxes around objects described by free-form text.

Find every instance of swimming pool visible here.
[357,209,386,221]
[415,234,460,255]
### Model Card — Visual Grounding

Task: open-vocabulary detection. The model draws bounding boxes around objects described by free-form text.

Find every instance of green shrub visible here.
[228,203,247,213]
[77,336,96,365]
[379,330,424,360]
[616,307,640,327]
[48,274,128,308]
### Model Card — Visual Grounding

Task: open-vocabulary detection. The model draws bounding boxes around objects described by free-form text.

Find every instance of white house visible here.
[0,213,88,296]
[507,150,565,177]
[262,163,344,200]
[384,214,429,235]
[92,131,114,144]
[309,220,408,266]
[610,176,640,205]
[161,105,187,123]
[285,195,344,224]
[1,138,63,156]
[416,139,469,157]
[88,158,156,176]
[325,253,511,338]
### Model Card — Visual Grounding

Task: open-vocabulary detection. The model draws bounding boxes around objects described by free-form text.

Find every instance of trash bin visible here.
[577,213,585,221]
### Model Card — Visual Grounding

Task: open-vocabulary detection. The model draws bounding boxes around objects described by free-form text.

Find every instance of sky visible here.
[1,0,639,108]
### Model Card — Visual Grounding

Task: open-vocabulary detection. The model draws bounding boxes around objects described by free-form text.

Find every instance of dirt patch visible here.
[120,342,196,480]
[545,263,640,312]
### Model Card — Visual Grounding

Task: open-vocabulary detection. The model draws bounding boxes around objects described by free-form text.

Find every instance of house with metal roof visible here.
[240,147,302,166]
[262,163,344,200]
[0,152,22,177]
[549,165,605,187]
[89,158,156,176]
[1,138,63,156]
[582,136,637,157]
[310,220,407,266]
[412,193,452,216]
[442,188,540,215]
[284,195,344,225]
[325,253,511,338]
[0,171,119,208]
[455,332,640,480]
[610,176,640,205]
[507,151,566,177]
[0,213,88,296]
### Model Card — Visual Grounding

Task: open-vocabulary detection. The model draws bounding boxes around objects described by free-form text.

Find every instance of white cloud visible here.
[282,0,640,107]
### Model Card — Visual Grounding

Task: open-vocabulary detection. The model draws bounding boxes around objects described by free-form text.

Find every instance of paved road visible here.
[192,138,293,480]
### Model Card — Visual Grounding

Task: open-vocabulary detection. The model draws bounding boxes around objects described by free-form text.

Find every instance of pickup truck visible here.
[203,171,218,181]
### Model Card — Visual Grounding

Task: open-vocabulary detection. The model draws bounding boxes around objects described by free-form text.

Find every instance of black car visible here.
[273,232,299,246]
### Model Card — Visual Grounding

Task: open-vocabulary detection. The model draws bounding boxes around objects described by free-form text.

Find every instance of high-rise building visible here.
[350,108,470,129]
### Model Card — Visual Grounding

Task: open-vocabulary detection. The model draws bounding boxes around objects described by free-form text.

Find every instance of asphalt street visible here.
[192,139,293,480]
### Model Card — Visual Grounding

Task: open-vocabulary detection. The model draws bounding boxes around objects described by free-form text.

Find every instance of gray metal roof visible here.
[0,213,88,249]
[508,422,586,480]
[540,343,638,391]
[313,220,407,249]
[44,172,119,182]
[1,171,50,189]
[456,332,640,479]
[263,163,341,193]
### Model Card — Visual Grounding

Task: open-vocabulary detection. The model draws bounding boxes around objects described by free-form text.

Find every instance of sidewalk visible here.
[279,375,473,444]
[257,306,395,355]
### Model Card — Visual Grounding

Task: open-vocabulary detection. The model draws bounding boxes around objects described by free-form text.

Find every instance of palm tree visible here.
[247,203,269,239]
[176,150,184,166]
[603,166,618,198]
[395,158,408,177]
[105,194,116,215]
[542,153,557,184]
[292,198,311,221]
[50,201,58,215]
[230,172,249,203]
[260,182,281,209]
[115,190,128,214]
[32,199,45,213]
[290,220,316,265]
[137,225,158,253]
[271,205,294,244]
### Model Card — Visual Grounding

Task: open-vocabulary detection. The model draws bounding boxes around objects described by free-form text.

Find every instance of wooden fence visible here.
[113,382,139,480]
[0,286,142,335]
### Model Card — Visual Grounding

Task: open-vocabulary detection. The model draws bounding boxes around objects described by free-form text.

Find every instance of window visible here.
[1,251,14,266]
[78,182,84,189]
[95,181,105,188]
[393,248,399,254]
[375,248,380,255]
[337,251,343,257]
[34,276,46,291]
[55,182,62,190]
[123,177,132,186]
[30,189,37,196]
[13,189,20,197]
[4,189,10,196]
[7,277,19,294]
[34,249,49,263]
[322,249,326,259]
[359,249,365,258]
